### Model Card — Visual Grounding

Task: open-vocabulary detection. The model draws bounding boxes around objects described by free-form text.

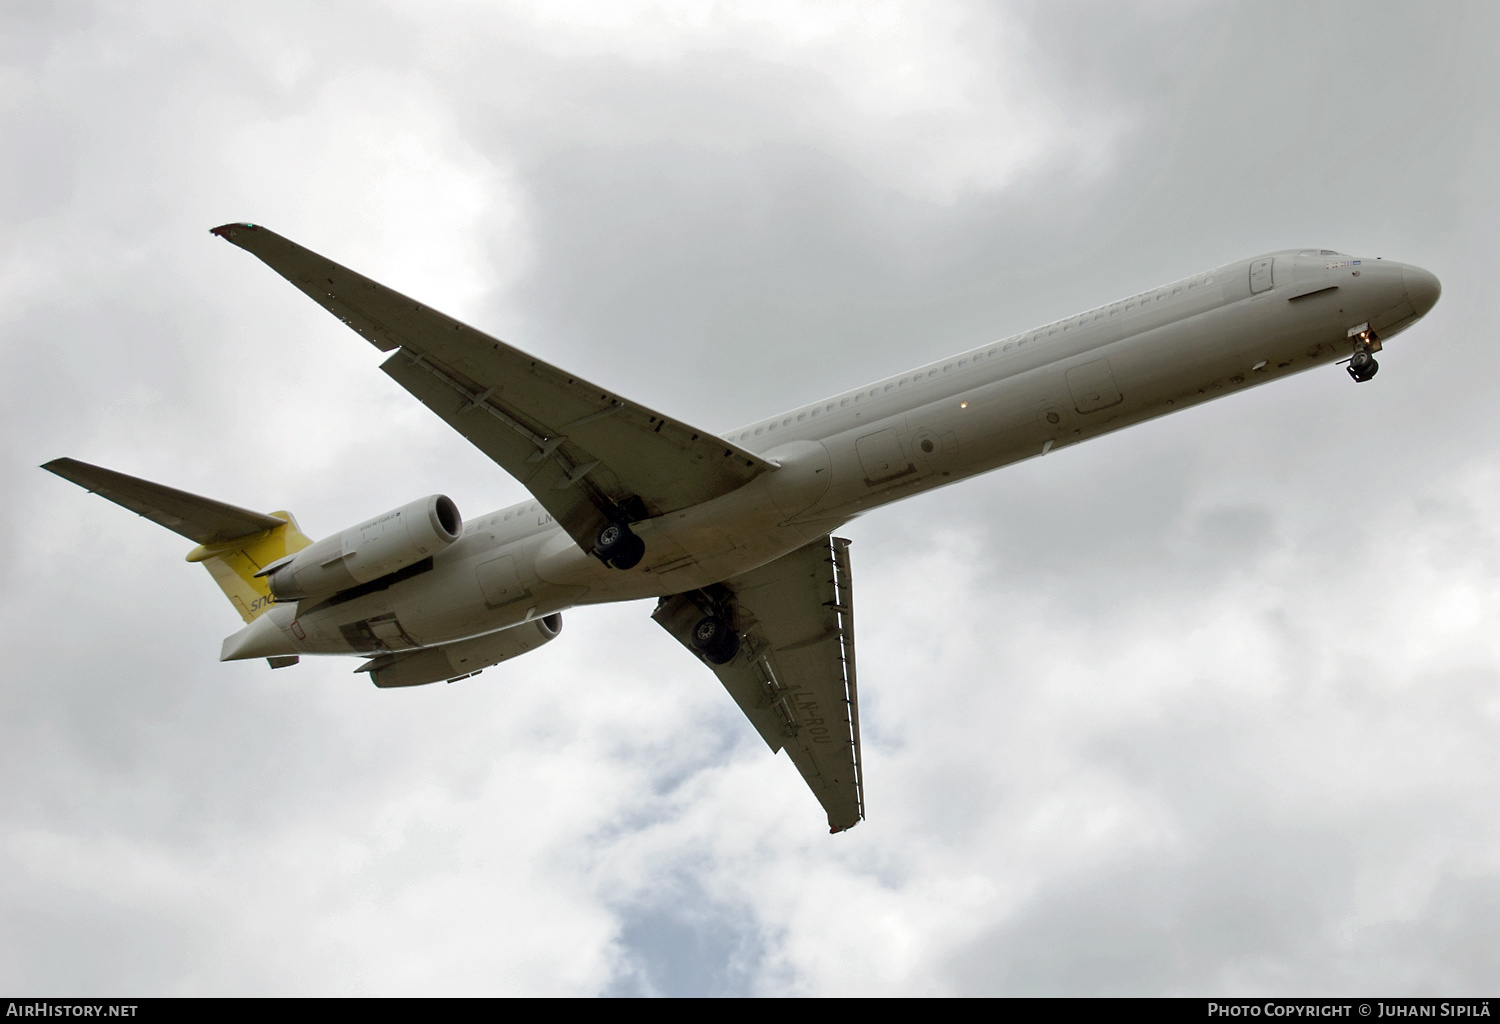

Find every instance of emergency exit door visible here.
[1250,258,1274,293]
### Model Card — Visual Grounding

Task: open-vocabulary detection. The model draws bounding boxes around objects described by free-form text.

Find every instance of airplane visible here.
[43,226,1442,833]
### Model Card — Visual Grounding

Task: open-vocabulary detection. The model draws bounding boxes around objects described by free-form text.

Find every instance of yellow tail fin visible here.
[186,514,313,623]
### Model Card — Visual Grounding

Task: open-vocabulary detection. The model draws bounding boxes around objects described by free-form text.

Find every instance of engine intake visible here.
[262,494,461,601]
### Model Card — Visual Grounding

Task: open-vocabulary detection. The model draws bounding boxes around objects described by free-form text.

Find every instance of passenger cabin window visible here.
[826,404,835,411]
[797,412,806,421]
[1172,287,1182,296]
[783,418,791,426]
[1004,342,1013,351]
[755,427,763,435]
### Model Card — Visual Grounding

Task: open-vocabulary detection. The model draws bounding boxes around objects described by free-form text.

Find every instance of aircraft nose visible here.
[1403,264,1441,318]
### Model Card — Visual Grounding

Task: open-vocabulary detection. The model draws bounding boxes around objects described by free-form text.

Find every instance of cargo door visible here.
[1250,258,1274,294]
[855,428,915,486]
[1065,358,1123,414]
[340,613,419,652]
[476,553,530,609]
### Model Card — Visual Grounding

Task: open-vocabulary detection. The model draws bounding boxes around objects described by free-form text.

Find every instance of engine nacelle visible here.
[263,494,462,601]
[361,614,563,688]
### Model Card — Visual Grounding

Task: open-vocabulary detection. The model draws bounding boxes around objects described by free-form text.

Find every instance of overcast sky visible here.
[3,0,1498,996]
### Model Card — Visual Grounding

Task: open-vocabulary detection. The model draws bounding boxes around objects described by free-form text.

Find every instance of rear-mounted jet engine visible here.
[260,494,462,601]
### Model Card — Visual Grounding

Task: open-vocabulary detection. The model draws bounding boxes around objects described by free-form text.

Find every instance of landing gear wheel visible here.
[594,522,645,570]
[1347,348,1379,383]
[691,615,740,665]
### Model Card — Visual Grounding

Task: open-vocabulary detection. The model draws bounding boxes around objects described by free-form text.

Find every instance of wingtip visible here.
[209,222,259,240]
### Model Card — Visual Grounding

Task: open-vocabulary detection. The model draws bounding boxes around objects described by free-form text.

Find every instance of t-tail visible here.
[41,458,312,664]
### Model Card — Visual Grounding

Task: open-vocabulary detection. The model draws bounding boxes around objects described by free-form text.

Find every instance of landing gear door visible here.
[1250,258,1274,294]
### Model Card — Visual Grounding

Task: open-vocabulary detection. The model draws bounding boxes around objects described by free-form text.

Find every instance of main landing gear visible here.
[690,612,740,665]
[1346,326,1381,383]
[594,521,646,570]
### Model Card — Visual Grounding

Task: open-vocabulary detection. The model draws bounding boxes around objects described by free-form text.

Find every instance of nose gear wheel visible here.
[1346,328,1381,383]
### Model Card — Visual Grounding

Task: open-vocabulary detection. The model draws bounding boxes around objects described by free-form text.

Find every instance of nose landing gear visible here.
[1345,325,1382,383]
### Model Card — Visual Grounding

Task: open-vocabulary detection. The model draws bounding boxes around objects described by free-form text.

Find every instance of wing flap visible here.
[380,349,615,547]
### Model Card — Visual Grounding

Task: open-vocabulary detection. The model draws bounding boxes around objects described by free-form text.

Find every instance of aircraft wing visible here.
[653,536,864,832]
[210,223,773,553]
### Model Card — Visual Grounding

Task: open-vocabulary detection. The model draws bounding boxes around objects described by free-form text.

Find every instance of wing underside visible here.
[211,223,773,552]
[654,536,864,832]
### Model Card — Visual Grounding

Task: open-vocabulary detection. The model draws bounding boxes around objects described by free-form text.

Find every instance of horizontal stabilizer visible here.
[42,458,285,545]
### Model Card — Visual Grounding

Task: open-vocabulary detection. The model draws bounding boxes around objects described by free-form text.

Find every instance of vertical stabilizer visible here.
[186,515,313,622]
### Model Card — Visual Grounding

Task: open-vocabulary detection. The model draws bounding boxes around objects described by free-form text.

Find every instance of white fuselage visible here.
[251,249,1435,658]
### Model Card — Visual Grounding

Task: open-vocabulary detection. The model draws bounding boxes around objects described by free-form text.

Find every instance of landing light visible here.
[960,402,968,409]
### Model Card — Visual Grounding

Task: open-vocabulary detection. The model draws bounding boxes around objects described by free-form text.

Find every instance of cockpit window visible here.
[1301,249,1349,257]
